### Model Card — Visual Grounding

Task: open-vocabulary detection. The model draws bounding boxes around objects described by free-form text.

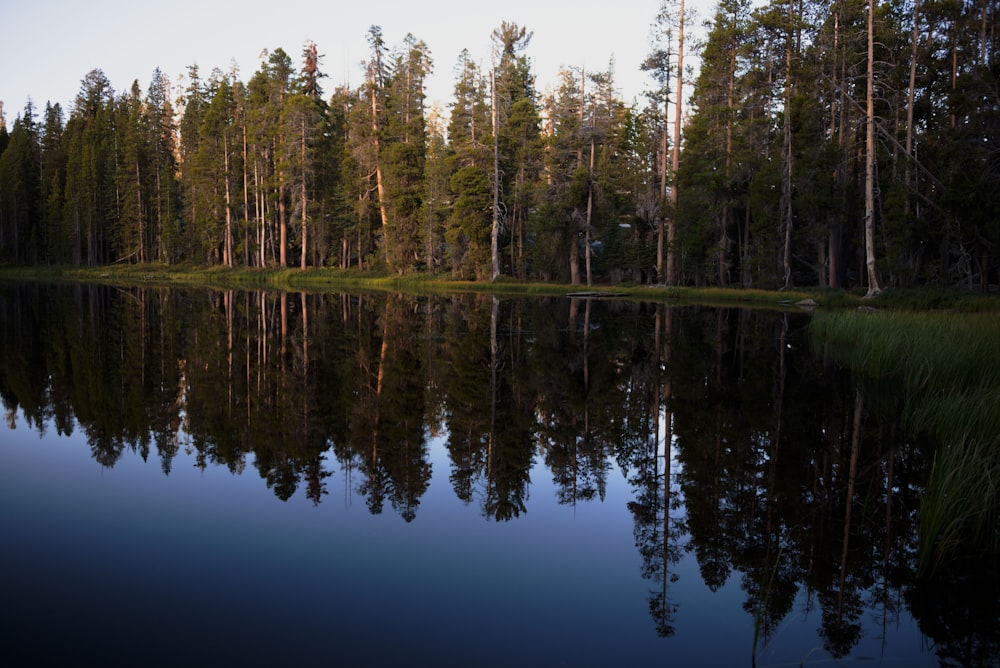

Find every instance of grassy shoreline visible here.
[1,263,997,310]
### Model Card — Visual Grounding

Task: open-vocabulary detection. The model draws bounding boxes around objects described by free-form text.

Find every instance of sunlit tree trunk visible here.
[668,0,684,287]
[300,113,308,269]
[242,121,250,266]
[585,136,595,286]
[278,168,287,267]
[223,132,233,267]
[368,32,390,259]
[491,69,501,281]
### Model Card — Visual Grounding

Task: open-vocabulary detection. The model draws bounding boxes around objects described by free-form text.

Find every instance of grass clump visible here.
[810,310,1000,575]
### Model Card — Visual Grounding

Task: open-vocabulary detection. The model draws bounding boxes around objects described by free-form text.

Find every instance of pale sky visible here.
[1,0,712,126]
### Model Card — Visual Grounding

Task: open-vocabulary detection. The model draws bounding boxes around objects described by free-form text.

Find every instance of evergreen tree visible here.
[491,22,542,279]
[178,64,206,263]
[146,68,181,263]
[64,69,116,266]
[0,102,42,263]
[444,50,492,277]
[39,102,66,264]
[115,80,149,263]
[678,0,752,285]
[381,34,431,273]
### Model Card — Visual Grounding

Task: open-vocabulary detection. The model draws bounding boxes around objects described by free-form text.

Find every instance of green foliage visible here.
[4,2,999,291]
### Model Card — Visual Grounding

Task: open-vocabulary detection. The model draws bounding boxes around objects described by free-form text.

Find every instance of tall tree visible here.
[267,48,296,267]
[39,102,66,263]
[178,64,206,263]
[490,22,541,279]
[444,51,492,278]
[146,68,180,263]
[365,26,391,268]
[115,80,149,263]
[381,34,432,273]
[863,0,882,296]
[66,69,116,266]
[646,0,688,285]
[0,102,41,263]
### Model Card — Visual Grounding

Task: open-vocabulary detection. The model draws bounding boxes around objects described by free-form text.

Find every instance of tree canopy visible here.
[1,2,997,291]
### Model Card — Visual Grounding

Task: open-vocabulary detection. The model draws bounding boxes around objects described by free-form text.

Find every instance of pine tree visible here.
[65,69,116,266]
[0,102,42,263]
[444,51,492,277]
[490,22,541,279]
[381,34,431,273]
[146,68,180,263]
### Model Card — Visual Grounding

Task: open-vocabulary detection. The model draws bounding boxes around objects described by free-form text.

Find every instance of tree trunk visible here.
[370,75,390,266]
[278,178,287,267]
[864,0,882,297]
[781,0,795,290]
[491,69,501,281]
[135,159,145,264]
[243,121,250,266]
[667,0,684,287]
[300,114,308,270]
[585,136,595,287]
[719,42,736,287]
[904,0,920,217]
[223,132,233,267]
[656,94,667,283]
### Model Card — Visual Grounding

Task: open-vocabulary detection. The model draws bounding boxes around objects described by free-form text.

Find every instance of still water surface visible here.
[0,282,982,666]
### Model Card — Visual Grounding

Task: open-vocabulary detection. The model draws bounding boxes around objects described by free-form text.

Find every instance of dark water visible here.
[0,282,994,667]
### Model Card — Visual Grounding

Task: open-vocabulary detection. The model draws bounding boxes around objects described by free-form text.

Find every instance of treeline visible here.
[0,0,997,290]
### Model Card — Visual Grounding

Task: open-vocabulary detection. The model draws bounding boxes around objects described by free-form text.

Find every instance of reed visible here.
[810,310,1000,575]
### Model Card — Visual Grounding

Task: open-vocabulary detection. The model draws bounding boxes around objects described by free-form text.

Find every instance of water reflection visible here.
[1,281,997,665]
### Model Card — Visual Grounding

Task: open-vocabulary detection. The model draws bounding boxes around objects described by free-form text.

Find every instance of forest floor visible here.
[2,263,998,312]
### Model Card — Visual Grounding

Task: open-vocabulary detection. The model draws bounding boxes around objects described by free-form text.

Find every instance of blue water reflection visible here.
[0,284,965,666]
[2,411,933,667]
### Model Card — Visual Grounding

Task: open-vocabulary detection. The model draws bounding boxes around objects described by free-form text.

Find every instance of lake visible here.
[0,281,995,666]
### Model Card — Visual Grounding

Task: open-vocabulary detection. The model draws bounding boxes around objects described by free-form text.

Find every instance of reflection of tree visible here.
[907,556,1000,667]
[540,298,615,508]
[4,282,1000,663]
[623,305,682,637]
[371,295,431,521]
[442,295,534,521]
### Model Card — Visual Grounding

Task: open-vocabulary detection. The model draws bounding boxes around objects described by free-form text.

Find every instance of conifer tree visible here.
[444,51,492,277]
[146,68,180,263]
[0,102,41,263]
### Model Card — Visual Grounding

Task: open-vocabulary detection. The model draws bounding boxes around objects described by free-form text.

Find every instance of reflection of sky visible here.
[0,410,935,667]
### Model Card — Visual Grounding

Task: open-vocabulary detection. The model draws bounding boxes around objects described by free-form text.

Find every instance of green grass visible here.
[810,309,1000,575]
[5,263,999,312]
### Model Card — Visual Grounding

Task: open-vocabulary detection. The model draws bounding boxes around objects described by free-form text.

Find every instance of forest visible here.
[0,0,997,291]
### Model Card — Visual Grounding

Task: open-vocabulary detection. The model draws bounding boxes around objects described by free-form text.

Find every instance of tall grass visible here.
[810,310,1000,575]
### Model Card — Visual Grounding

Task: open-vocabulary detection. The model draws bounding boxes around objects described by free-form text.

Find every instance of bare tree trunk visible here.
[865,0,882,297]
[781,0,795,290]
[720,42,735,287]
[570,68,585,286]
[491,68,501,281]
[904,0,920,217]
[223,132,233,267]
[667,0,684,287]
[243,122,250,266]
[656,93,668,283]
[300,114,308,270]
[370,63,390,264]
[278,178,287,267]
[135,159,145,263]
[585,136,595,287]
